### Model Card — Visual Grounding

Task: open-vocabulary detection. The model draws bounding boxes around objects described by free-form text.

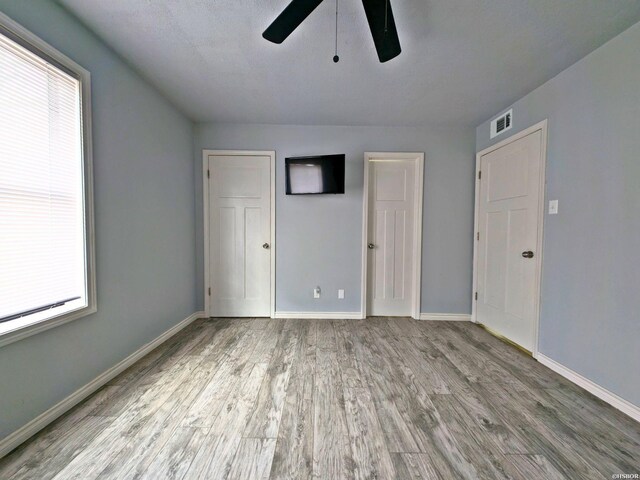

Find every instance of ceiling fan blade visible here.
[361,0,401,62]
[263,0,325,44]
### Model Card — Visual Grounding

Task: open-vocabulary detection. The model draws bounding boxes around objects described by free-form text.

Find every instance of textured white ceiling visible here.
[58,0,640,126]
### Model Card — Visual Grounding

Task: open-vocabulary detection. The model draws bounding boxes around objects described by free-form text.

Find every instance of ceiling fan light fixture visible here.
[262,0,402,63]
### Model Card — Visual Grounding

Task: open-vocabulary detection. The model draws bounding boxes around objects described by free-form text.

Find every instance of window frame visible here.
[0,12,96,348]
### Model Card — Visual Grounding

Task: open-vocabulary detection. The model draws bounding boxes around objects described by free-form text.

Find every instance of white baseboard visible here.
[418,313,471,321]
[0,310,206,459]
[272,312,472,321]
[273,311,363,320]
[537,353,640,423]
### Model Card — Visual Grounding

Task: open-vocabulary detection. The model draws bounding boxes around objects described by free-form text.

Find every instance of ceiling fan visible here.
[262,0,401,63]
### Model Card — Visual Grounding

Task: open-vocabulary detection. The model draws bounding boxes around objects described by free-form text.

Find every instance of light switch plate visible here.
[549,200,558,215]
[314,287,321,299]
[338,289,345,299]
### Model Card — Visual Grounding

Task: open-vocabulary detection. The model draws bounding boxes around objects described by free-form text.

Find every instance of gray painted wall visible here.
[195,124,476,314]
[476,22,640,406]
[0,1,196,439]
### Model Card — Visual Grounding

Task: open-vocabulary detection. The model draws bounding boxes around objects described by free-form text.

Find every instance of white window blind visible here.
[0,29,87,324]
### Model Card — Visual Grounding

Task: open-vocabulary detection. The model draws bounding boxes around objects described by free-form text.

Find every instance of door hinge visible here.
[478,170,481,180]
[208,287,211,296]
[476,232,479,241]
[475,292,478,301]
[207,170,210,179]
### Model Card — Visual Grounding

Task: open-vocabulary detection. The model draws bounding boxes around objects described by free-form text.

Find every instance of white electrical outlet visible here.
[549,200,558,215]
[314,286,321,299]
[338,289,345,299]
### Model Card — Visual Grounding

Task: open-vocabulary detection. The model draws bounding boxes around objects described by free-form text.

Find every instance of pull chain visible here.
[333,0,339,62]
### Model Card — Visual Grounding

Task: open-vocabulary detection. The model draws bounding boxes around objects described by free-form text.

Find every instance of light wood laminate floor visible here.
[1,318,639,479]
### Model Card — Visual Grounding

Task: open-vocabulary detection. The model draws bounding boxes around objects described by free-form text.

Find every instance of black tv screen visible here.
[285,154,345,195]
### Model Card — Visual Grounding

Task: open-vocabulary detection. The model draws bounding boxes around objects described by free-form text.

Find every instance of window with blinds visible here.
[0,18,95,339]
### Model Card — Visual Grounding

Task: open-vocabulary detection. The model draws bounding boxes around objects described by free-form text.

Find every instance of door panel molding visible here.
[203,150,276,318]
[361,152,424,319]
[472,121,547,358]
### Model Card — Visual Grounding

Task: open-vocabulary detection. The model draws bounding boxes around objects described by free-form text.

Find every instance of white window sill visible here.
[0,301,96,348]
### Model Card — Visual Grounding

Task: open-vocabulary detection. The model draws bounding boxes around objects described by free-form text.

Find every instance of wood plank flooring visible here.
[1,318,638,479]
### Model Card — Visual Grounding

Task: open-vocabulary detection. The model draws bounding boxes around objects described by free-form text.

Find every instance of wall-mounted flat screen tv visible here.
[285,154,345,195]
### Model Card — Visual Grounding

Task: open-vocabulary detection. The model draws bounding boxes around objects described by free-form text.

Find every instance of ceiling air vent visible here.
[490,109,513,139]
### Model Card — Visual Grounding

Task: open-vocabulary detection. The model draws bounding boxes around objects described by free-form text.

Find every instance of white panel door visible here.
[367,160,416,316]
[476,130,543,351]
[209,155,271,317]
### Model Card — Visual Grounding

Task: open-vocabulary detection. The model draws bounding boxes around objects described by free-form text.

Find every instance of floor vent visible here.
[490,109,513,139]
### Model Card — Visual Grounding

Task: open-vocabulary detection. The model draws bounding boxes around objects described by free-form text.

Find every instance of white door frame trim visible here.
[202,150,276,318]
[361,152,425,320]
[471,120,548,358]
